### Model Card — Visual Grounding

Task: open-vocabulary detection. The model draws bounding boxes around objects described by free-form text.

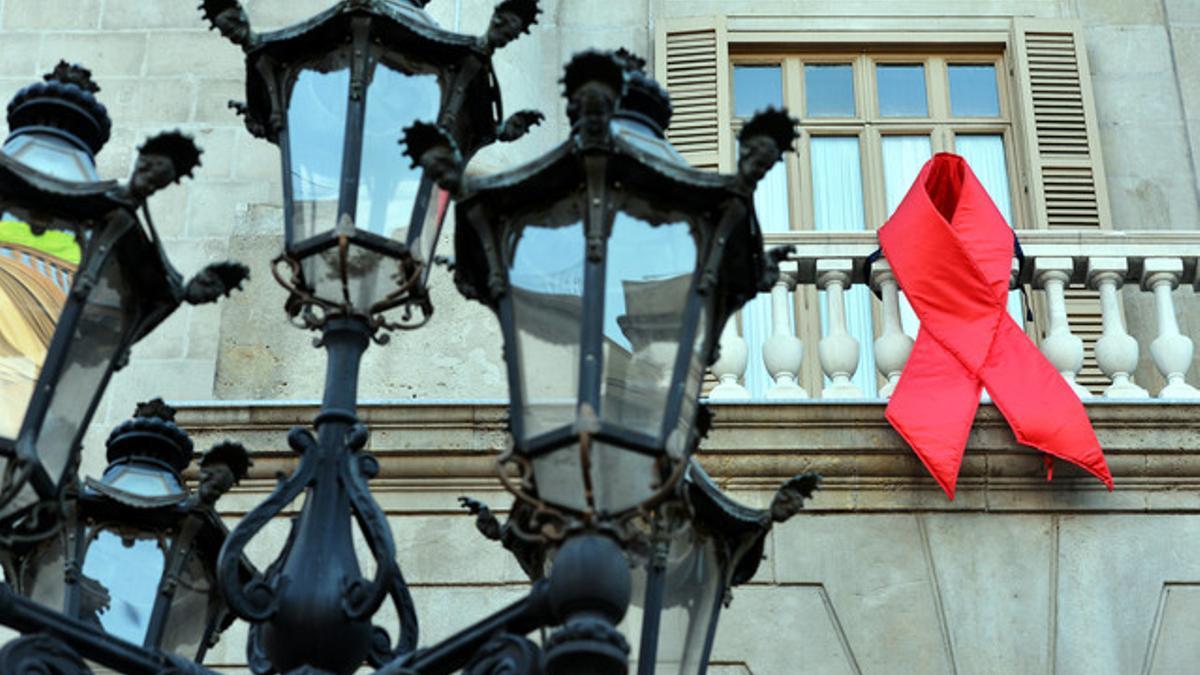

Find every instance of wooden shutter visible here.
[654,17,733,172]
[1011,18,1111,392]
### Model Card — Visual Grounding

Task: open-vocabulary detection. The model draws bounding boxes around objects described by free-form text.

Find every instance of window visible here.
[656,17,1113,398]
[731,53,1021,397]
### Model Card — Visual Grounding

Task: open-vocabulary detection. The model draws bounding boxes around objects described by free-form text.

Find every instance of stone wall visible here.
[2,1,1200,673]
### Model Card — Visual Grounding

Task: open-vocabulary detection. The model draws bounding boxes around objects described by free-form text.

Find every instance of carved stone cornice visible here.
[175,401,1200,512]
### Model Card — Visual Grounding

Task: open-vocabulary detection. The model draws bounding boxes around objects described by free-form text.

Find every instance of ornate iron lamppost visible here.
[198,1,546,673]
[0,63,250,673]
[0,63,247,543]
[201,0,542,330]
[0,11,823,674]
[422,49,819,674]
[0,400,251,669]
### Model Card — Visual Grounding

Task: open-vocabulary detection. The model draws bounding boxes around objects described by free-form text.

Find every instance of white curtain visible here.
[955,135,1024,322]
[812,137,876,396]
[743,161,792,398]
[881,136,932,338]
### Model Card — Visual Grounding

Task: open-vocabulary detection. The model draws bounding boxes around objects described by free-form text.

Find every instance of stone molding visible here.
[174,400,1200,513]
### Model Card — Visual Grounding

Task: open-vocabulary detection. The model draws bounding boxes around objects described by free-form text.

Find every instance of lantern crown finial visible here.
[5,60,112,155]
[105,398,194,475]
[613,48,672,136]
[562,50,626,138]
[483,0,540,52]
[736,107,798,188]
[738,106,799,153]
[198,0,256,49]
[400,120,463,192]
[44,61,99,94]
[129,130,203,200]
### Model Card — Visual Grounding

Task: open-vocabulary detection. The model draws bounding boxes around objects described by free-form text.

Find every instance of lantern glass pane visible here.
[2,134,98,181]
[589,442,658,514]
[668,304,708,459]
[354,61,440,245]
[34,243,134,489]
[649,531,723,674]
[20,528,67,613]
[0,215,81,443]
[158,550,213,658]
[599,212,696,439]
[80,527,169,644]
[103,462,184,497]
[300,245,402,315]
[532,444,588,512]
[286,64,349,245]
[508,201,585,440]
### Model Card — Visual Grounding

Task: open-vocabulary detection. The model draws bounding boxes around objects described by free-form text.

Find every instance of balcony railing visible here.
[712,230,1200,402]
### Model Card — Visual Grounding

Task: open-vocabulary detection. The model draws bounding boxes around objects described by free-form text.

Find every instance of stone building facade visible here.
[4,0,1200,673]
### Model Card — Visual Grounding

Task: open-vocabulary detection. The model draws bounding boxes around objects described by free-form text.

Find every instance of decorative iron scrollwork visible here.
[464,633,543,675]
[0,634,93,675]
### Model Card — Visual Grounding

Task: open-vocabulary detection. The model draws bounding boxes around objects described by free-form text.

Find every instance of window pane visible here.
[876,64,928,117]
[881,136,933,217]
[810,137,865,231]
[733,65,782,118]
[810,136,875,396]
[805,64,855,117]
[955,135,1012,222]
[949,64,1000,117]
[953,134,1024,325]
[743,162,791,399]
[881,136,932,338]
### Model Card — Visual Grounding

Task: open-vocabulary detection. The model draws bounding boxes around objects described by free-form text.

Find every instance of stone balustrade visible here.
[712,230,1200,402]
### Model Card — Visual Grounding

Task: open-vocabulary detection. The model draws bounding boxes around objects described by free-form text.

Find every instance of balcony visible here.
[719,229,1200,402]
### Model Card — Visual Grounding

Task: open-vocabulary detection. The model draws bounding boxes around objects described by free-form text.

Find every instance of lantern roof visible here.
[6,62,112,155]
[219,0,503,146]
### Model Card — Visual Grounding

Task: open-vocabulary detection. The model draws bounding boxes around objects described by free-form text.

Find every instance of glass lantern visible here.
[452,51,789,522]
[0,65,196,528]
[206,0,540,325]
[0,400,251,662]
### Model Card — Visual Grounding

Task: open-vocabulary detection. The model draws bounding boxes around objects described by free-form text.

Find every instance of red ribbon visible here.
[879,153,1113,499]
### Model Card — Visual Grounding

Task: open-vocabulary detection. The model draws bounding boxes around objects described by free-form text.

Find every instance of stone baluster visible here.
[1087,257,1148,399]
[817,259,862,399]
[1142,257,1200,398]
[762,269,807,400]
[1033,257,1090,399]
[709,316,751,401]
[870,260,912,399]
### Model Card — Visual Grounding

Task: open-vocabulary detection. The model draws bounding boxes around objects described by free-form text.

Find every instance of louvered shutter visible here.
[1012,18,1110,392]
[654,16,732,172]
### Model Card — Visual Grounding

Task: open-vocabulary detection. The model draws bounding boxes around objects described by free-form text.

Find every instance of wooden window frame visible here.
[658,18,1114,396]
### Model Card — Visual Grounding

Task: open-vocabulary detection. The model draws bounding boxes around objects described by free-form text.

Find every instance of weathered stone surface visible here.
[774,515,955,674]
[38,31,147,77]
[1056,515,1200,674]
[922,515,1053,674]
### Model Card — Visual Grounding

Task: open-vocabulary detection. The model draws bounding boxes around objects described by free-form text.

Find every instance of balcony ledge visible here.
[173,399,1200,514]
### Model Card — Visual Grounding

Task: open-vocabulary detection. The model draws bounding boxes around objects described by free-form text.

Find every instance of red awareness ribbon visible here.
[878,153,1113,499]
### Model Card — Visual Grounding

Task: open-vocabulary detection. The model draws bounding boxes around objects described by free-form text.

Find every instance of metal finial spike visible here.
[44,61,99,94]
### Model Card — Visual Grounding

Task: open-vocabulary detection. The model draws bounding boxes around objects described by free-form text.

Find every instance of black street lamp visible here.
[423,49,814,673]
[0,63,247,543]
[0,400,250,664]
[198,1,545,673]
[202,0,542,330]
[0,63,249,674]
[0,18,824,675]
[446,51,790,532]
[629,464,819,674]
